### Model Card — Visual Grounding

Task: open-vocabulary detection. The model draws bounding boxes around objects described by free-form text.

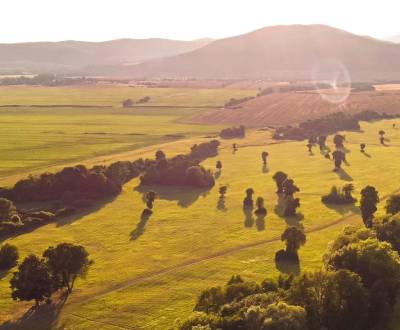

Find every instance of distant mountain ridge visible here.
[386,35,400,43]
[118,25,400,81]
[0,38,213,74]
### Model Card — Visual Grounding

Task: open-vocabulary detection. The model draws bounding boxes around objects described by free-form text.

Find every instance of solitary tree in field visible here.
[232,143,238,153]
[254,197,267,218]
[10,255,53,306]
[216,161,222,171]
[122,99,133,108]
[332,150,345,171]
[281,227,306,255]
[43,243,93,294]
[360,185,379,227]
[261,151,269,165]
[306,143,313,153]
[243,188,255,209]
[360,143,366,153]
[333,134,345,149]
[318,135,327,151]
[379,130,386,145]
[273,171,288,194]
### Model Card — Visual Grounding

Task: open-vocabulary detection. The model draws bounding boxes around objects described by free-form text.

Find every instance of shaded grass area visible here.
[0,119,400,328]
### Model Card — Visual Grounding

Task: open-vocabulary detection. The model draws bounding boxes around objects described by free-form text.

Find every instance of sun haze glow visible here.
[1,0,400,43]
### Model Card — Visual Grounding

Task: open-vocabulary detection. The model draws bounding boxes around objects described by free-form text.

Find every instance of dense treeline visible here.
[179,221,400,330]
[140,140,220,188]
[219,126,246,139]
[273,111,397,141]
[0,74,91,86]
[257,83,332,96]
[0,160,145,236]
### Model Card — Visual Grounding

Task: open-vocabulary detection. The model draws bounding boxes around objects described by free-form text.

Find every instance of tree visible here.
[262,302,308,330]
[318,136,327,151]
[284,198,300,217]
[273,171,288,194]
[379,130,386,145]
[332,150,345,171]
[194,287,225,313]
[386,194,400,215]
[342,184,355,201]
[360,186,379,227]
[360,143,366,153]
[281,227,306,255]
[333,134,345,149]
[375,215,400,252]
[0,198,17,222]
[10,254,53,306]
[122,99,133,107]
[43,243,93,293]
[216,161,222,170]
[306,143,313,153]
[219,186,227,197]
[282,179,299,199]
[0,243,19,270]
[243,188,255,209]
[254,197,267,217]
[261,151,269,165]
[145,191,156,209]
[155,150,166,161]
[288,270,368,330]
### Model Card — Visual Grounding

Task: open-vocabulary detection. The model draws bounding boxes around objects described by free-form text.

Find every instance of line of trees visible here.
[0,242,92,307]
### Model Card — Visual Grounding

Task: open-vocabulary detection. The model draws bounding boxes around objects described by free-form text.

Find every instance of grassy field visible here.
[0,86,255,179]
[1,118,400,329]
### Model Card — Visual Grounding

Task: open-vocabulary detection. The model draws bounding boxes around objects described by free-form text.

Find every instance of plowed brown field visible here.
[190,90,400,127]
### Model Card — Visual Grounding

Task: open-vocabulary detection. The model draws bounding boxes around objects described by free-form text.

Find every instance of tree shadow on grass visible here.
[255,216,265,231]
[362,152,372,158]
[56,196,117,227]
[335,168,353,182]
[275,250,300,276]
[322,201,360,216]
[262,165,269,173]
[135,185,211,208]
[214,170,221,180]
[243,207,254,228]
[217,197,227,212]
[130,211,152,240]
[0,293,68,330]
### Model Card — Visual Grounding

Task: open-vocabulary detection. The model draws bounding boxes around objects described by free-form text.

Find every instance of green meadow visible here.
[1,115,400,329]
[0,86,255,180]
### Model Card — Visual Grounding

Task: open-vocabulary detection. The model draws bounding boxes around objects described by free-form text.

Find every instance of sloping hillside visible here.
[190,90,400,127]
[0,38,213,74]
[124,25,400,80]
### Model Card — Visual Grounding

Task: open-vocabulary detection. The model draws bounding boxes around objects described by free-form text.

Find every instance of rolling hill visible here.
[0,38,213,74]
[386,35,400,43]
[122,25,400,80]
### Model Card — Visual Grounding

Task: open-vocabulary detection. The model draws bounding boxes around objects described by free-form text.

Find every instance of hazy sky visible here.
[1,0,399,43]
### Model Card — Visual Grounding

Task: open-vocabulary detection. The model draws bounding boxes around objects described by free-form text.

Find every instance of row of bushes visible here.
[140,140,220,188]
[122,96,151,107]
[0,74,91,86]
[224,97,255,108]
[257,83,332,97]
[219,126,245,139]
[273,111,397,141]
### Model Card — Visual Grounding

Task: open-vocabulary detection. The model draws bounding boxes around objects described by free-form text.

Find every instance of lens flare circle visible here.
[311,59,352,104]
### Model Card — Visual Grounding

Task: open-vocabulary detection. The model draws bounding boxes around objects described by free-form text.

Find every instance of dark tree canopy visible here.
[10,255,53,306]
[272,171,288,194]
[386,194,400,215]
[43,243,93,293]
[0,243,19,270]
[360,186,379,227]
[333,134,345,149]
[281,227,306,255]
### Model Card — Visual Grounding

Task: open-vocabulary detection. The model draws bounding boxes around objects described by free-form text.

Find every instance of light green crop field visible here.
[0,86,255,179]
[1,118,400,329]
